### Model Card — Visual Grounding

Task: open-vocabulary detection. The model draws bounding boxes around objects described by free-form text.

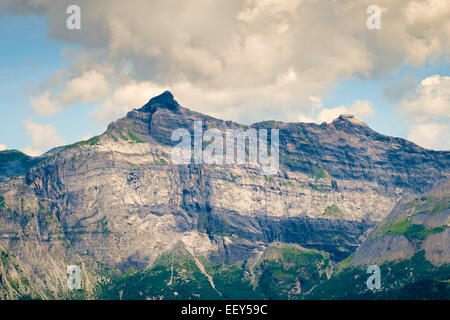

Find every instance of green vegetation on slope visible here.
[308,251,450,300]
[0,150,43,177]
[128,130,145,143]
[63,127,146,151]
[99,242,221,300]
[0,249,43,300]
[116,129,129,141]
[371,192,449,240]
[158,158,168,165]
[311,166,326,181]
[430,200,450,214]
[255,245,330,299]
[322,204,342,217]
[406,195,450,215]
[97,243,331,300]
[264,120,276,127]
[65,135,101,150]
[386,218,447,241]
[0,150,32,164]
[203,260,263,300]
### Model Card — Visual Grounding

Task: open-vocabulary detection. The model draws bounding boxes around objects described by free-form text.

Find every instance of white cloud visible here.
[403,0,450,64]
[396,74,450,150]
[6,0,448,124]
[301,100,375,124]
[92,81,166,124]
[297,113,315,123]
[29,68,112,116]
[407,122,450,150]
[22,121,66,156]
[61,70,110,103]
[315,106,351,124]
[308,96,323,109]
[29,90,62,116]
[92,77,318,124]
[351,100,376,118]
[399,75,450,117]
[0,144,7,151]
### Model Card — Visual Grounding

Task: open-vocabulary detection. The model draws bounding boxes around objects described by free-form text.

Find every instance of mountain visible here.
[309,181,450,299]
[0,91,449,299]
[0,150,43,180]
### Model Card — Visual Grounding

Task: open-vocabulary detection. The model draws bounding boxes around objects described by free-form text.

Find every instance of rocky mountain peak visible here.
[139,90,180,112]
[338,114,355,120]
[332,114,368,127]
[0,91,449,300]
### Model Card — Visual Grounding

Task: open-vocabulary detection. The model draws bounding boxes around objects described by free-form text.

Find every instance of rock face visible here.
[308,181,450,299]
[0,91,449,299]
[349,180,450,267]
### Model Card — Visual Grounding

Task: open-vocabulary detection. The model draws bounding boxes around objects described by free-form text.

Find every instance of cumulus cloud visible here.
[403,0,450,64]
[300,100,375,124]
[399,75,450,117]
[22,121,66,156]
[4,0,448,124]
[308,96,323,109]
[29,90,62,116]
[407,122,450,151]
[92,74,320,124]
[61,70,110,103]
[0,144,7,151]
[396,75,450,150]
[92,81,166,123]
[29,68,111,116]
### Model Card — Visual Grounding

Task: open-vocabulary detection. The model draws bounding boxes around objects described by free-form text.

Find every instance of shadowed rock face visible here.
[0,91,449,298]
[0,150,42,181]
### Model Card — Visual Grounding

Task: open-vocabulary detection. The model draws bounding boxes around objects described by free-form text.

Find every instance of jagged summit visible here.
[140,90,179,112]
[149,90,178,105]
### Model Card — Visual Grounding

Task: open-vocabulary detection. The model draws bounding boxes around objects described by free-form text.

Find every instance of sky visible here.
[0,0,449,156]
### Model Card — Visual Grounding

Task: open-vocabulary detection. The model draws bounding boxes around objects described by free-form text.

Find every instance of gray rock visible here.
[0,91,449,298]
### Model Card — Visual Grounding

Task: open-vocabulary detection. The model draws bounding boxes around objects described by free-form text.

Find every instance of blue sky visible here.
[0,1,449,155]
[0,14,102,151]
[322,61,450,139]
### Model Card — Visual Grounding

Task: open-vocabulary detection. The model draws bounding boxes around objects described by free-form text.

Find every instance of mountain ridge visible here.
[0,91,449,299]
